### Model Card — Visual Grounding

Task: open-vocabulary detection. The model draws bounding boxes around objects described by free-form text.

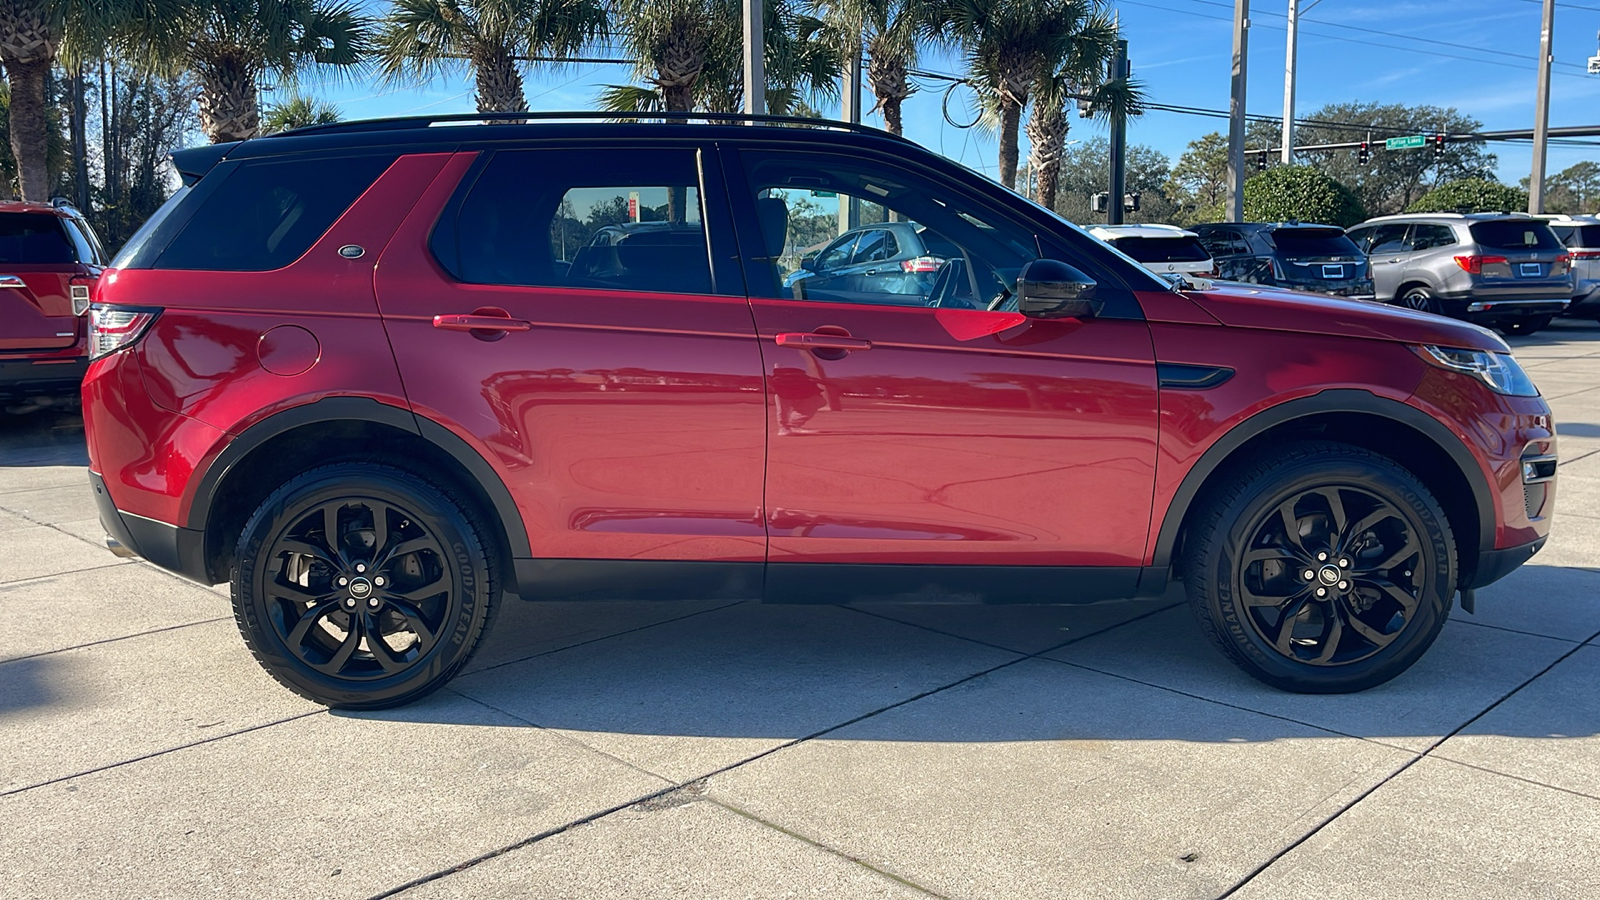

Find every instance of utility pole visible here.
[743,0,765,116]
[1281,0,1299,165]
[1227,0,1250,222]
[1107,38,1130,225]
[1529,0,1555,213]
[839,49,862,233]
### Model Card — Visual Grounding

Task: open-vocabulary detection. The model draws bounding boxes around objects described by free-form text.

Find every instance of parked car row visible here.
[1091,212,1591,337]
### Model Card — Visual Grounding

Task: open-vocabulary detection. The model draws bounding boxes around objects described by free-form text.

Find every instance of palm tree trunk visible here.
[197,56,261,143]
[997,96,1023,192]
[473,44,527,113]
[1026,99,1067,211]
[866,47,911,137]
[1,55,50,200]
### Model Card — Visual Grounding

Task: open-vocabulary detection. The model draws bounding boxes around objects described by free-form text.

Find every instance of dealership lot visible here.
[3,320,1599,899]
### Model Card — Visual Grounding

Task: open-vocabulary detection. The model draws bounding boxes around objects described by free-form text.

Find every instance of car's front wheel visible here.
[1183,442,1455,693]
[232,463,499,709]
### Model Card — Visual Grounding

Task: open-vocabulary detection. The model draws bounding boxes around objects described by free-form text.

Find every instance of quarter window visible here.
[441,148,713,295]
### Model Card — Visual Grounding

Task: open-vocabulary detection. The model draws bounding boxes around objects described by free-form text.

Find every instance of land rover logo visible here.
[349,578,373,598]
[1318,566,1341,586]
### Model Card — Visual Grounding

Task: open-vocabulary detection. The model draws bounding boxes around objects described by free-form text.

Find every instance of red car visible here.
[83,114,1556,708]
[0,201,105,412]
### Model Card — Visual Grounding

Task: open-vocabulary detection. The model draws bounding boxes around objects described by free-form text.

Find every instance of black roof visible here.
[1195,221,1345,232]
[171,111,919,184]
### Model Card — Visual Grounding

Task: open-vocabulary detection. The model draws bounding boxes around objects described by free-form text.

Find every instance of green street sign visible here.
[1385,134,1427,150]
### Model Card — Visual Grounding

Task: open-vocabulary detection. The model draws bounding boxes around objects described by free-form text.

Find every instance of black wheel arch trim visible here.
[185,396,532,571]
[1151,389,1496,571]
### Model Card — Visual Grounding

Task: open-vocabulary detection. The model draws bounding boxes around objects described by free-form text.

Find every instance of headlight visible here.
[1414,345,1540,397]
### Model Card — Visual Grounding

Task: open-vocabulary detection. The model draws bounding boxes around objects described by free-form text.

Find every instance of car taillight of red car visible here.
[88,306,160,360]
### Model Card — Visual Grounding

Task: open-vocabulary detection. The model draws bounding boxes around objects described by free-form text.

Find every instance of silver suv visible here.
[1346,213,1573,335]
[1544,215,1600,319]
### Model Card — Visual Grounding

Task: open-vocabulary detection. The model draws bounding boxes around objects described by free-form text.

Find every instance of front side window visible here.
[742,152,1040,309]
[441,148,712,295]
[156,154,395,271]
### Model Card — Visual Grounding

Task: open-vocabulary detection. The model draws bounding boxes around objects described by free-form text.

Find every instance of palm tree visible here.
[375,0,606,114]
[124,0,369,143]
[262,92,340,131]
[935,0,1111,191]
[1023,12,1126,210]
[601,0,835,114]
[818,0,924,136]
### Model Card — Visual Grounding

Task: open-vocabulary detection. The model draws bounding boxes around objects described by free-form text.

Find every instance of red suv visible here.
[0,201,105,412]
[83,114,1556,708]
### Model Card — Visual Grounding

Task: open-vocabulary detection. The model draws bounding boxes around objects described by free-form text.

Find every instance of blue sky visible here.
[316,0,1600,185]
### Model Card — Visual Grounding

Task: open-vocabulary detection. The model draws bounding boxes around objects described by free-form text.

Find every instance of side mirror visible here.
[799,254,817,271]
[1016,259,1100,319]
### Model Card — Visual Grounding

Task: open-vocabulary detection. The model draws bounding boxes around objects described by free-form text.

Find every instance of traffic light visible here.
[1433,134,1446,159]
[1357,141,1370,164]
[1124,192,1141,213]
[1256,152,1268,172]
[1091,192,1110,213]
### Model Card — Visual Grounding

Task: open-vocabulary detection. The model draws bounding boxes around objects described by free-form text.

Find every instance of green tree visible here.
[1293,102,1495,216]
[1024,10,1131,211]
[1048,135,1173,225]
[125,0,369,142]
[1524,161,1600,215]
[262,93,341,132]
[935,0,1112,192]
[818,0,926,136]
[1243,165,1365,227]
[1407,178,1527,214]
[376,0,606,114]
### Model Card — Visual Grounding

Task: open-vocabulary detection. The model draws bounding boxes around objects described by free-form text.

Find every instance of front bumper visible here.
[90,470,213,584]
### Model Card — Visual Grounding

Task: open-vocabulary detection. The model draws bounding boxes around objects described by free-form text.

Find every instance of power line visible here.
[1117,0,1595,77]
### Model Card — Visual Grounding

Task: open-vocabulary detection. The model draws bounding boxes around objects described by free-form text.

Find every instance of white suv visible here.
[1088,224,1214,279]
[1540,215,1600,319]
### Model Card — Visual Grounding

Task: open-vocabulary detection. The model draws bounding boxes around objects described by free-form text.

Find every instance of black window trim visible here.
[427,140,744,297]
[718,141,1146,320]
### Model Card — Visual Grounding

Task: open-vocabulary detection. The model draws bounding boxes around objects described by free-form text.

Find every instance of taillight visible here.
[900,256,945,273]
[1553,253,1571,275]
[1570,250,1600,260]
[1454,255,1509,275]
[69,275,94,316]
[89,305,160,360]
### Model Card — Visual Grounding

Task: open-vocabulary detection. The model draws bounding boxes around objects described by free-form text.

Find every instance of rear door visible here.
[375,143,769,569]
[0,214,86,351]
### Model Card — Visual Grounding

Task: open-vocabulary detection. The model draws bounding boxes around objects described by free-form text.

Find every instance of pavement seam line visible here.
[708,796,952,898]
[1559,448,1599,467]
[0,559,130,588]
[0,710,323,797]
[1423,752,1600,805]
[1452,617,1587,643]
[0,615,232,666]
[1213,622,1600,899]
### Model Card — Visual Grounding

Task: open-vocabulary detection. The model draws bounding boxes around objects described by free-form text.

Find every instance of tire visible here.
[1182,441,1455,693]
[1400,286,1442,316]
[232,462,499,709]
[1502,314,1553,336]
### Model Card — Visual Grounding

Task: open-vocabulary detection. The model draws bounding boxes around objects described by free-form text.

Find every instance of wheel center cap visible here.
[1318,566,1341,586]
[348,578,373,599]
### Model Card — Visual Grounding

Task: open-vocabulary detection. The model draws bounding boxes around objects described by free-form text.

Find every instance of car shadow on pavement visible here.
[338,577,1600,748]
[0,409,89,468]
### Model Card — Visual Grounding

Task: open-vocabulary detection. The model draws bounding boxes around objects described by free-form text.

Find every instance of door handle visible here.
[864,268,879,276]
[1387,258,1407,264]
[775,332,872,351]
[432,314,532,332]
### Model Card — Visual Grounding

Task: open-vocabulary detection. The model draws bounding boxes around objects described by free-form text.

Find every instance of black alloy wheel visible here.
[1184,441,1454,693]
[233,463,498,709]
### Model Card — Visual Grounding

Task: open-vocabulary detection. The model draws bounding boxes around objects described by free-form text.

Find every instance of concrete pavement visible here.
[2,319,1598,899]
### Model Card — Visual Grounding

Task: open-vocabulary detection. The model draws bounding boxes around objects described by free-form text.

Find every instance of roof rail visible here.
[273,109,911,142]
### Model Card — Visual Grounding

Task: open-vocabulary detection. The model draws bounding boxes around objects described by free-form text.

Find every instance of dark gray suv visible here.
[1346,214,1573,335]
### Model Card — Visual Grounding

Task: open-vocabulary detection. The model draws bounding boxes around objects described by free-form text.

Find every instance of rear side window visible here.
[1469,221,1562,251]
[0,215,75,265]
[1270,228,1361,257]
[155,154,394,271]
[440,148,713,294]
[1110,236,1210,263]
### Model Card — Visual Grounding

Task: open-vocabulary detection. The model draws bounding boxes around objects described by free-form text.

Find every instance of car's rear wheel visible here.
[1400,286,1442,316]
[232,463,498,709]
[1502,314,1554,336]
[1183,441,1454,693]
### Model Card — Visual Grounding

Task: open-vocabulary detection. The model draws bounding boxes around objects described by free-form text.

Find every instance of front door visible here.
[727,149,1160,602]
[375,145,768,593]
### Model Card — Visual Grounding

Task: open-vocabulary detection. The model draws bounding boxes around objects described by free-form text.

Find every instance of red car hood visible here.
[1188,283,1510,353]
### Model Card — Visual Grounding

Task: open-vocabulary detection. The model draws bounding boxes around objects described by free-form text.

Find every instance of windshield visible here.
[1270,228,1361,258]
[1110,236,1210,263]
[1469,221,1563,251]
